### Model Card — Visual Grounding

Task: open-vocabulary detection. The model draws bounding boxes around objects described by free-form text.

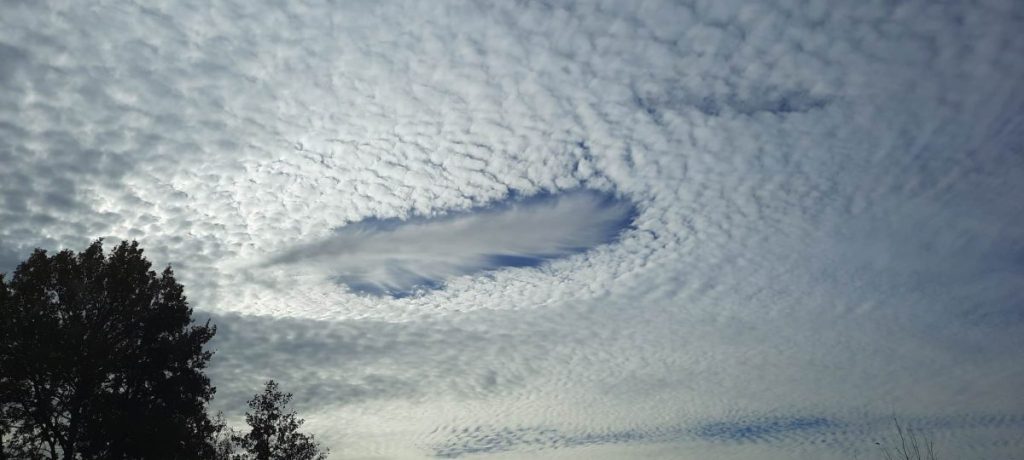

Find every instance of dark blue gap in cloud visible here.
[281,189,639,298]
[694,416,835,443]
[331,272,445,299]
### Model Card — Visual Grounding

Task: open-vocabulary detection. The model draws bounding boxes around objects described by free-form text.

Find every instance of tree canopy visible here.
[0,240,328,459]
[0,240,220,459]
[231,381,328,460]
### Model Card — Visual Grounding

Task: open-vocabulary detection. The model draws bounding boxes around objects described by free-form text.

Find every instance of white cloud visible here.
[2,0,1023,458]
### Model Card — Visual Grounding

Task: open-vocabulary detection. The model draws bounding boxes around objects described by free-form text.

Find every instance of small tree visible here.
[232,381,328,460]
[876,416,938,460]
[0,240,220,459]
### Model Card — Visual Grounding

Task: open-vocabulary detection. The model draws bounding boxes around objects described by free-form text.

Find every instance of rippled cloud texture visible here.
[2,0,1023,458]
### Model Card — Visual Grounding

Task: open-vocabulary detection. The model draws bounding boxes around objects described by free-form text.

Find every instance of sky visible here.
[1,0,1023,458]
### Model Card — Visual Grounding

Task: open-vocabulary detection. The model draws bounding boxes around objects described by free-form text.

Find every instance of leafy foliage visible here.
[231,381,328,460]
[0,240,220,459]
[0,241,329,459]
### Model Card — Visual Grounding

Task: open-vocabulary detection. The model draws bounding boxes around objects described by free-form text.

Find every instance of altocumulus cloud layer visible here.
[2,0,1023,458]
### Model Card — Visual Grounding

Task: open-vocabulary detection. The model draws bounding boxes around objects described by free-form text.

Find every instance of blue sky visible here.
[1,0,1023,458]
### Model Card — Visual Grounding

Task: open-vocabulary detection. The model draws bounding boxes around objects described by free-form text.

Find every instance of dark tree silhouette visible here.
[231,381,328,460]
[875,416,938,460]
[0,240,221,459]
